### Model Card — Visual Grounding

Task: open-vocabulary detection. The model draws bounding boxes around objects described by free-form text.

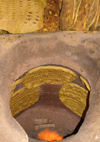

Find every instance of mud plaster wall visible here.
[0,31,100,142]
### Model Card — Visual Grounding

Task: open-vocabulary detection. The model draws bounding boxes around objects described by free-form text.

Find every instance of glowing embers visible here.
[37,128,64,142]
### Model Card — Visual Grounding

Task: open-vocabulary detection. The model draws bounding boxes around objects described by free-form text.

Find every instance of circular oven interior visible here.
[10,65,90,141]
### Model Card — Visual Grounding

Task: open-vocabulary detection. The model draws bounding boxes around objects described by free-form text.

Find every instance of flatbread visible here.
[0,0,47,33]
[60,0,76,30]
[60,0,100,31]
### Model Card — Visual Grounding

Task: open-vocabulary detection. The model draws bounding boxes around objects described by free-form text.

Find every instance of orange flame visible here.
[37,128,64,142]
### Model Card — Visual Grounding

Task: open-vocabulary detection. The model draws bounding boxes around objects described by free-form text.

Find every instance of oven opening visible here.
[10,65,90,141]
